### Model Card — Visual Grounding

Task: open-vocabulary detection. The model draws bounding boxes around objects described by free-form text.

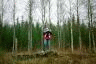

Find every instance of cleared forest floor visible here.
[0,48,96,64]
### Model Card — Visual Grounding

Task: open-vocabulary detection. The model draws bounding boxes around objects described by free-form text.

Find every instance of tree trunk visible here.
[79,30,82,51]
[41,0,46,51]
[12,0,16,55]
[92,32,95,52]
[88,0,91,51]
[77,0,82,51]
[49,0,51,28]
[58,21,60,48]
[57,0,60,48]
[28,0,32,52]
[0,0,3,46]
[71,19,73,53]
[69,0,73,53]
[90,6,95,52]
[49,0,51,50]
[0,16,2,44]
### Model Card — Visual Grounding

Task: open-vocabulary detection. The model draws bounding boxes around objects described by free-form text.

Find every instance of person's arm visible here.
[49,33,52,40]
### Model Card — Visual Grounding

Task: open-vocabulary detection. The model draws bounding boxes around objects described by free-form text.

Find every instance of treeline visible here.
[0,16,96,51]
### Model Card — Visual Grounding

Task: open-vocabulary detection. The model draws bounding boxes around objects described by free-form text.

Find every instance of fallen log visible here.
[13,50,58,60]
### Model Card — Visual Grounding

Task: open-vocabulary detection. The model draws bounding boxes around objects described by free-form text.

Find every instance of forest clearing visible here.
[0,48,96,64]
[0,0,96,64]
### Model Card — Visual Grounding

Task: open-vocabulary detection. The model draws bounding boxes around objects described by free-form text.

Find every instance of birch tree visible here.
[40,0,45,51]
[0,0,3,44]
[57,0,60,48]
[28,0,33,52]
[87,0,92,51]
[1,0,3,24]
[40,0,49,50]
[48,0,51,50]
[69,0,73,53]
[48,0,51,28]
[59,0,62,48]
[90,0,95,52]
[12,0,17,54]
[0,15,2,44]
[76,0,82,51]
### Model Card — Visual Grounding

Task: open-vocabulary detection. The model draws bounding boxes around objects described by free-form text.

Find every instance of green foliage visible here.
[1,24,13,50]
[1,17,95,50]
[80,23,89,47]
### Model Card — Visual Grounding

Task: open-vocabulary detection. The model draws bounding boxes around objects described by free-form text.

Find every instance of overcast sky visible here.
[0,0,96,26]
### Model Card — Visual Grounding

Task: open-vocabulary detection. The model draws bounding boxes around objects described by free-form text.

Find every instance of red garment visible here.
[44,33,51,40]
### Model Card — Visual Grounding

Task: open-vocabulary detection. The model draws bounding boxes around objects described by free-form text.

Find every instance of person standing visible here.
[43,28,52,51]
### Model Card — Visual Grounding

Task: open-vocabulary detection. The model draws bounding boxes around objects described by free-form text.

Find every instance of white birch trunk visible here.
[1,0,3,25]
[79,29,82,51]
[0,18,1,45]
[71,20,73,53]
[15,38,17,54]
[12,0,16,55]
[69,0,73,53]
[30,19,32,51]
[58,31,60,48]
[28,24,30,51]
[77,0,82,51]
[28,0,33,52]
[63,21,66,48]
[49,0,51,50]
[41,0,45,51]
[57,0,60,48]
[88,0,91,51]
[0,0,3,48]
[90,0,95,52]
[60,27,62,48]
[89,31,91,50]
[92,32,95,52]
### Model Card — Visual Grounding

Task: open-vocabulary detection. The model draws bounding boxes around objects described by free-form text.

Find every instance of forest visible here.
[0,0,96,64]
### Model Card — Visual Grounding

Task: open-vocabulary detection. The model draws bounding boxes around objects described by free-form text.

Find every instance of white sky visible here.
[0,0,96,26]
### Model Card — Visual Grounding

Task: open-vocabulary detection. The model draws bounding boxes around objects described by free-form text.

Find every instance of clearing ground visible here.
[0,48,96,64]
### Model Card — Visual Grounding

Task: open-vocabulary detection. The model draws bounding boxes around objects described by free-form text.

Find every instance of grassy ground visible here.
[0,48,96,64]
[16,48,96,64]
[0,49,13,64]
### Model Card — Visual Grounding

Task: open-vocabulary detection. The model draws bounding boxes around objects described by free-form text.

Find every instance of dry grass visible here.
[16,54,96,64]
[15,48,96,64]
[0,52,13,64]
[0,48,96,64]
